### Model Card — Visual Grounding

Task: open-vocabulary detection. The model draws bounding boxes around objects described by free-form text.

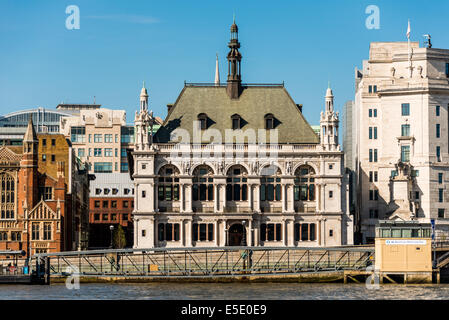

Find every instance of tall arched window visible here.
[0,173,15,220]
[157,165,180,201]
[260,165,282,201]
[226,165,248,201]
[192,165,214,201]
[294,165,315,201]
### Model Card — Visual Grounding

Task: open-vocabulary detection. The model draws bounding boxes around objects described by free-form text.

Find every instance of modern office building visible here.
[130,21,353,249]
[352,41,449,242]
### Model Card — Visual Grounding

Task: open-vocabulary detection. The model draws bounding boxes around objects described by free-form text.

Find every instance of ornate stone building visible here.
[131,21,353,248]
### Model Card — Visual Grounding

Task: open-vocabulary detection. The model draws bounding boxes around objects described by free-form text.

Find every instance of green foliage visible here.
[113,225,126,249]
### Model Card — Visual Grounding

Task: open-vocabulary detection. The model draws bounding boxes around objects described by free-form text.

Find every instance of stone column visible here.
[185,184,193,212]
[214,184,219,213]
[133,218,139,248]
[219,184,226,213]
[186,219,192,247]
[281,184,286,212]
[287,184,294,212]
[248,219,253,246]
[214,220,219,246]
[287,219,294,246]
[253,219,260,246]
[254,185,260,213]
[180,184,184,212]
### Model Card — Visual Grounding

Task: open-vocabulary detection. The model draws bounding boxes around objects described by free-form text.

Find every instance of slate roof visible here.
[154,85,319,144]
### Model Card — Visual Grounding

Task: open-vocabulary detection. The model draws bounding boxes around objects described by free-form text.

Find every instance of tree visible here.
[113,225,127,249]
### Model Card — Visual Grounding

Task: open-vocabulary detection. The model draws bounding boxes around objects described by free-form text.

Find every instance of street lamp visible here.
[109,225,114,249]
[241,220,247,246]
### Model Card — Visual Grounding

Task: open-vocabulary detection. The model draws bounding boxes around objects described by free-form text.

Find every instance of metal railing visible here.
[29,246,374,278]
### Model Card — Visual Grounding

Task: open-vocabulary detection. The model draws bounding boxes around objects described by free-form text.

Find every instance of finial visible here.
[233,13,235,24]
[328,80,330,89]
[143,80,145,88]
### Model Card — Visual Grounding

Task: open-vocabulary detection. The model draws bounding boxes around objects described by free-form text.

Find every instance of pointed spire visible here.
[23,116,37,143]
[140,81,149,112]
[215,53,220,86]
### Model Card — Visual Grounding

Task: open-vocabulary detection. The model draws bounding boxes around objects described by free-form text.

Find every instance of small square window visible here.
[439,209,445,218]
[142,230,146,237]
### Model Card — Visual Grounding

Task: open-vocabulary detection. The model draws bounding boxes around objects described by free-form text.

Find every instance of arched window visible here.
[192,165,214,201]
[260,165,282,201]
[264,113,275,130]
[157,165,180,201]
[0,173,15,220]
[197,113,208,130]
[294,165,315,201]
[231,114,241,130]
[226,165,248,201]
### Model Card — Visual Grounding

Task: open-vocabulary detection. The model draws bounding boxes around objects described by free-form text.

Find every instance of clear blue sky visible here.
[1,0,448,126]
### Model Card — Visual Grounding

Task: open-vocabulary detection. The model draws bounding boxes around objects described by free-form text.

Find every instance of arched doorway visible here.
[228,223,246,246]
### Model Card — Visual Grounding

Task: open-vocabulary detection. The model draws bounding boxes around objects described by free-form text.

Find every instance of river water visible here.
[0,283,448,300]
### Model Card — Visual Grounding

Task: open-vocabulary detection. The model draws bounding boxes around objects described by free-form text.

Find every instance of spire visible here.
[325,84,334,112]
[226,18,242,99]
[23,116,37,143]
[140,81,149,112]
[215,53,220,86]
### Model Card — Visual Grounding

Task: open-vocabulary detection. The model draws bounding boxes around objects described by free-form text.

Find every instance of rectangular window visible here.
[104,134,113,143]
[94,134,102,143]
[401,145,410,162]
[42,139,46,146]
[94,162,112,173]
[369,127,372,139]
[89,134,92,143]
[446,63,449,77]
[374,109,377,117]
[437,124,441,138]
[51,139,56,146]
[373,85,377,93]
[439,208,445,218]
[369,109,372,117]
[94,148,102,157]
[32,223,39,240]
[401,103,410,116]
[70,127,85,143]
[104,148,113,157]
[391,170,398,178]
[115,134,118,143]
[374,171,378,182]
[260,223,282,241]
[103,200,108,208]
[437,105,441,116]
[369,149,373,162]
[437,146,441,162]
[415,191,420,200]
[439,188,444,203]
[94,200,100,208]
[401,124,410,137]
[77,148,85,157]
[51,155,55,162]
[369,171,373,182]
[439,173,443,184]
[43,223,51,240]
[121,148,127,157]
[329,190,333,198]
[374,149,378,162]
[368,85,372,93]
[374,127,377,139]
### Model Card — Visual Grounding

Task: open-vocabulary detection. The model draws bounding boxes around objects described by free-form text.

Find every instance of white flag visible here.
[406,20,411,39]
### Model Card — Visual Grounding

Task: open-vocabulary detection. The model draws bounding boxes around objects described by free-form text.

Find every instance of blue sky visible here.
[1,0,449,126]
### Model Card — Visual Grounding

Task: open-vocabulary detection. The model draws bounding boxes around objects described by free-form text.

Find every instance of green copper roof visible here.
[154,85,319,144]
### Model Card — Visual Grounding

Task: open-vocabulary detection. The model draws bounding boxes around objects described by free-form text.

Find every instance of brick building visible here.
[0,118,89,256]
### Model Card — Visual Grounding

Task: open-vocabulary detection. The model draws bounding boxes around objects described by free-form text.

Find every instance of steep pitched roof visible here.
[23,117,38,142]
[0,146,22,162]
[155,86,319,144]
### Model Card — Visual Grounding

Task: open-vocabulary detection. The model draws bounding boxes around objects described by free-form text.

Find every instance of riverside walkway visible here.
[29,246,375,282]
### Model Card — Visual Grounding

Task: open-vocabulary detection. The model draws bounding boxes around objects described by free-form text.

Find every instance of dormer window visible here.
[265,114,275,130]
[231,114,241,130]
[198,113,208,130]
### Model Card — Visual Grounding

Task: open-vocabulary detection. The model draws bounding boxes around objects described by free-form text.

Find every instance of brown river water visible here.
[0,282,448,299]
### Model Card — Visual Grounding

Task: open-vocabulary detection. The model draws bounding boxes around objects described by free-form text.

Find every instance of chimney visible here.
[167,104,173,114]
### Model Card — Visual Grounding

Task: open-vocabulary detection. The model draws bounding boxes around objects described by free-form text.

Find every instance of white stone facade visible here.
[353,42,449,242]
[131,87,353,249]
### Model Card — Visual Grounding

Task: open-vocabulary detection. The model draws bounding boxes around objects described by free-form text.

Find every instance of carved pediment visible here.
[28,200,58,220]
